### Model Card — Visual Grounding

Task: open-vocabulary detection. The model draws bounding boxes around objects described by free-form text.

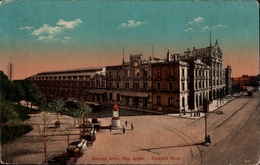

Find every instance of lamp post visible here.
[203,99,211,145]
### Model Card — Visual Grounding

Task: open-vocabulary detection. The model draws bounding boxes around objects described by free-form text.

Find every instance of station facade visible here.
[27,40,232,113]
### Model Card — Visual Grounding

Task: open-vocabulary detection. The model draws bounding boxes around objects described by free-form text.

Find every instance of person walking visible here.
[125,120,128,127]
[123,126,125,134]
[131,123,134,130]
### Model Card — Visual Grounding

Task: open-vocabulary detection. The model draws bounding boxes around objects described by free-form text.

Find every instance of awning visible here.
[120,91,150,98]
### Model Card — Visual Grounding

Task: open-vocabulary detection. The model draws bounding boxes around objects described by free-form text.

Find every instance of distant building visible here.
[232,75,250,91]
[27,40,232,113]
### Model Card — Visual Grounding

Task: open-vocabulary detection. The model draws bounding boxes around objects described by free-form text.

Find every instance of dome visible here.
[113,104,119,111]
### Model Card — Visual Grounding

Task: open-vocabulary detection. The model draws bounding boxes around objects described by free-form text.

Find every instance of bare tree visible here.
[37,111,57,164]
[62,124,74,149]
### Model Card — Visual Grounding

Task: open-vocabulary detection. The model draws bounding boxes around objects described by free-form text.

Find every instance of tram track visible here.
[210,99,251,130]
[200,96,260,163]
[161,124,203,164]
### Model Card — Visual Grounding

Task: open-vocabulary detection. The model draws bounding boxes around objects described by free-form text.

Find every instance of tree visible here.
[50,98,64,127]
[72,102,90,135]
[62,124,74,149]
[37,111,56,164]
[0,71,12,100]
[1,120,31,163]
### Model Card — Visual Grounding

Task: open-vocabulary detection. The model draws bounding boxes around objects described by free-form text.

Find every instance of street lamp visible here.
[203,99,211,146]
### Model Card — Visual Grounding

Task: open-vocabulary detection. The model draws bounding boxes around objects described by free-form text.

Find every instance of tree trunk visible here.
[67,135,70,149]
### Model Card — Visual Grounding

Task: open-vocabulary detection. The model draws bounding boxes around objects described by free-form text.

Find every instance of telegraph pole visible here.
[203,99,211,145]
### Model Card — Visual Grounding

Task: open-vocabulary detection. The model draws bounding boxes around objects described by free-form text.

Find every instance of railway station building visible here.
[27,40,232,113]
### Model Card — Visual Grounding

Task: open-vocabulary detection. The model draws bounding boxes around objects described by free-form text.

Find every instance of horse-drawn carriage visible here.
[46,139,87,165]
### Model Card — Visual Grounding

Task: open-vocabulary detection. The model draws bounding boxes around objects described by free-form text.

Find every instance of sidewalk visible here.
[167,94,242,119]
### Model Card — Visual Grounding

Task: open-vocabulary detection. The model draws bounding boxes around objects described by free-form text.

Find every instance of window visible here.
[143,82,147,90]
[143,68,148,77]
[117,71,120,77]
[126,97,129,105]
[108,82,112,88]
[182,82,185,91]
[97,80,101,87]
[117,94,120,102]
[182,68,185,77]
[125,82,129,89]
[170,69,173,76]
[133,82,139,89]
[168,97,174,106]
[117,82,120,88]
[156,96,161,106]
[125,70,129,77]
[86,81,90,87]
[182,97,185,107]
[157,82,161,90]
[157,69,161,76]
[169,82,173,91]
[109,93,113,100]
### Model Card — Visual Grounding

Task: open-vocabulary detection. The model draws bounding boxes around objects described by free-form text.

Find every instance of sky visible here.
[0,0,259,80]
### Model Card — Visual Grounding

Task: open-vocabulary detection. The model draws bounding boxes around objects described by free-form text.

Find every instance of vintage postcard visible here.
[0,0,259,164]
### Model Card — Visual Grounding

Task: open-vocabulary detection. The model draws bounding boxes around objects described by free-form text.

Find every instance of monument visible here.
[111,103,121,127]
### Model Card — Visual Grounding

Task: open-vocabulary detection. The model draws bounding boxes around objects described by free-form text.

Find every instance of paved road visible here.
[199,91,260,164]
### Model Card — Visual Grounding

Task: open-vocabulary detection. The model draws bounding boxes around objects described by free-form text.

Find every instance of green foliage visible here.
[0,95,19,123]
[72,102,90,125]
[1,125,33,144]
[0,71,12,99]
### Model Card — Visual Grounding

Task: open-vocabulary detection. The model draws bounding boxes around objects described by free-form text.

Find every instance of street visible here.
[2,91,259,164]
[77,91,260,164]
[199,91,260,164]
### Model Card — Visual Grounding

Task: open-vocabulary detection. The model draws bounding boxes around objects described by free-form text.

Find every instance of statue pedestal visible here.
[112,117,121,127]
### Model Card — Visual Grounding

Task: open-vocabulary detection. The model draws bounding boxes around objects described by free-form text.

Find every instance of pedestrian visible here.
[131,123,134,130]
[123,126,125,134]
[207,135,211,144]
[109,125,112,132]
[125,120,128,127]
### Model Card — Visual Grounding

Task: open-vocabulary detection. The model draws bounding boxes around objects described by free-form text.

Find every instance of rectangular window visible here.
[182,82,185,91]
[117,82,120,88]
[108,82,112,88]
[169,82,173,91]
[97,80,101,87]
[102,81,105,87]
[143,82,147,90]
[157,82,161,90]
[133,82,139,89]
[125,70,129,77]
[126,97,129,105]
[109,93,113,100]
[157,69,161,76]
[156,96,161,106]
[170,69,173,76]
[125,82,129,89]
[168,97,174,106]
